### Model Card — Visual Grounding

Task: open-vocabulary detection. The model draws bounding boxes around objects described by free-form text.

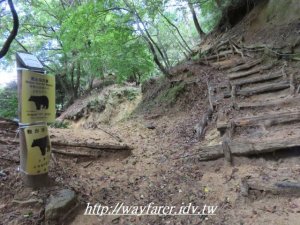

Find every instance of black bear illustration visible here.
[28,96,49,110]
[31,136,49,156]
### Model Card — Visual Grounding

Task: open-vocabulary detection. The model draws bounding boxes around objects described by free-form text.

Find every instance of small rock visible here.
[0,204,6,210]
[146,124,156,129]
[240,178,249,197]
[214,167,221,172]
[112,217,120,224]
[0,171,7,177]
[291,198,300,207]
[158,155,167,163]
[45,189,76,221]
[290,198,300,212]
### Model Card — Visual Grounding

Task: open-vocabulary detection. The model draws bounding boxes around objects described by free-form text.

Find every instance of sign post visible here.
[16,52,55,187]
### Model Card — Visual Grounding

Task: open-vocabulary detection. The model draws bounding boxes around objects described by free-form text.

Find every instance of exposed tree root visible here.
[236,81,290,97]
[51,141,132,151]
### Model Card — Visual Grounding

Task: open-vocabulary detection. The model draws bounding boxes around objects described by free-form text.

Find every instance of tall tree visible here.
[187,0,205,38]
[0,0,230,105]
[159,10,193,54]
[0,0,19,59]
[122,0,171,77]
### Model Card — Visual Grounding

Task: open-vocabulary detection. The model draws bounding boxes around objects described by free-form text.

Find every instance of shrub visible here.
[49,120,70,128]
[0,81,18,119]
[159,82,186,105]
[123,88,139,101]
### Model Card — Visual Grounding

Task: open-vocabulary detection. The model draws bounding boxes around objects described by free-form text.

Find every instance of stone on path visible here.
[45,189,77,221]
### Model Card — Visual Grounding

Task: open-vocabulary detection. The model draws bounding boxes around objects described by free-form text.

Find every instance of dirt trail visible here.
[1,67,300,225]
[54,116,300,225]
[1,60,300,224]
[1,96,300,225]
[1,1,300,224]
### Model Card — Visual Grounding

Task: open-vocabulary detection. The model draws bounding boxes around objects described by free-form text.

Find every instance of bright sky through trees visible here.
[0,0,229,101]
[0,70,16,86]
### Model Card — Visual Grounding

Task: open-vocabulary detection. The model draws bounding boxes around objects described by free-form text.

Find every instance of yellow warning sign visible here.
[18,70,55,123]
[23,125,51,175]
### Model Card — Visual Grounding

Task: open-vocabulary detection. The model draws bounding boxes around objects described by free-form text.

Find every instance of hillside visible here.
[1,0,300,225]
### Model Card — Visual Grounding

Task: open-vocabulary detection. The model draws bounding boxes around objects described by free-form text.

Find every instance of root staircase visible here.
[196,39,300,163]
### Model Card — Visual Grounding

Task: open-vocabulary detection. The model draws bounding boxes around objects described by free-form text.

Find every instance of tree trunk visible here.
[159,10,192,53]
[187,1,205,39]
[69,62,76,100]
[123,0,171,77]
[136,17,169,69]
[145,36,171,77]
[88,75,94,91]
[56,72,74,110]
[0,0,19,59]
[74,62,81,98]
[136,72,141,86]
[156,29,171,68]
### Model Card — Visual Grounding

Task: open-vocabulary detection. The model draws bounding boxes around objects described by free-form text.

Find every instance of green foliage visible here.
[123,88,140,101]
[187,71,194,77]
[109,87,139,102]
[49,120,70,129]
[0,0,235,108]
[199,0,232,33]
[57,0,155,84]
[87,98,106,113]
[159,82,185,105]
[101,79,116,88]
[0,82,18,119]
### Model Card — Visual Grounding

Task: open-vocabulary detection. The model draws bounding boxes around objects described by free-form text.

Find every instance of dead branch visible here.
[210,58,245,70]
[231,85,236,106]
[12,198,43,205]
[222,138,232,165]
[97,126,123,143]
[51,141,132,151]
[0,139,10,145]
[194,108,213,140]
[231,43,244,58]
[228,63,274,80]
[0,156,19,163]
[242,178,300,196]
[281,62,288,78]
[218,110,300,130]
[228,58,262,73]
[222,120,235,165]
[206,80,214,111]
[51,153,59,165]
[236,81,290,97]
[0,117,18,124]
[52,149,98,157]
[197,136,300,161]
[290,72,295,96]
[83,161,93,168]
[231,71,282,86]
[200,50,233,62]
[0,138,18,145]
[238,96,300,109]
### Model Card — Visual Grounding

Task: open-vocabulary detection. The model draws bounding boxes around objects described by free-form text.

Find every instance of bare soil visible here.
[1,113,300,225]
